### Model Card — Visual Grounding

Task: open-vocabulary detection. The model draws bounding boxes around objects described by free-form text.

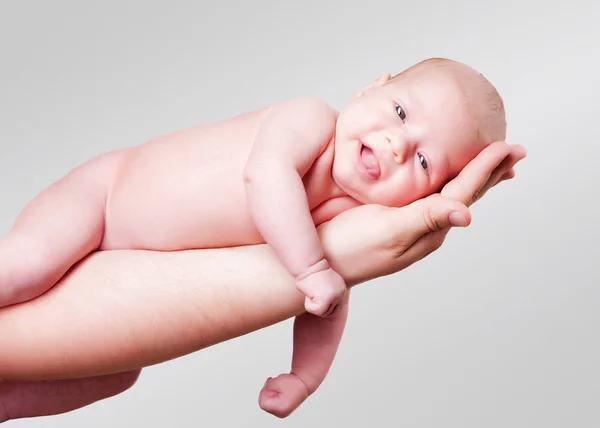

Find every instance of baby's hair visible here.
[389,58,507,144]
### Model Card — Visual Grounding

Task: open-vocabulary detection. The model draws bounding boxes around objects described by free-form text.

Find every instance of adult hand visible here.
[321,141,526,286]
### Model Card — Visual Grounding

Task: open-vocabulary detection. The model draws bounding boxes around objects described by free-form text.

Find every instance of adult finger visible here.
[0,370,140,423]
[400,227,450,268]
[488,169,515,189]
[380,194,471,274]
[500,168,516,182]
[474,145,526,203]
[441,141,511,206]
[390,193,471,243]
[489,145,526,186]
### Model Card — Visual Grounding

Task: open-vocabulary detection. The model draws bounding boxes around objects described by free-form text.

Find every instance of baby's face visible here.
[332,71,486,207]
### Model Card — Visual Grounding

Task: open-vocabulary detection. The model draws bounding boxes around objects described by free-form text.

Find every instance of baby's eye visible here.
[418,153,428,170]
[395,104,406,121]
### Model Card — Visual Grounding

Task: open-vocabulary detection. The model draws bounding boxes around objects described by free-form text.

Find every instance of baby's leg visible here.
[258,290,350,418]
[0,151,122,307]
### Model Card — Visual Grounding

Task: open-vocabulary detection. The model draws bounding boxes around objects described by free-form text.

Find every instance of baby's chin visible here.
[330,174,370,205]
[344,187,402,207]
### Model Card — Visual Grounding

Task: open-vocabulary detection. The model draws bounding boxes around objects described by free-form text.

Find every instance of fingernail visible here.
[449,212,468,226]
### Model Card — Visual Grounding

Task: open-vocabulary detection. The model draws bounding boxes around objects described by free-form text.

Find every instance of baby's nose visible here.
[387,132,412,164]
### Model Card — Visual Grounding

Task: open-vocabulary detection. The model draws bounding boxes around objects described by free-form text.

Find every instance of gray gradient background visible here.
[1,1,598,427]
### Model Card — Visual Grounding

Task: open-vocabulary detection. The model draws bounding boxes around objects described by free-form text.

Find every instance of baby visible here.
[0,58,506,417]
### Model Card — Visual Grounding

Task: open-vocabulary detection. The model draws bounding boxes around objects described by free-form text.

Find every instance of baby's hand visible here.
[295,259,347,317]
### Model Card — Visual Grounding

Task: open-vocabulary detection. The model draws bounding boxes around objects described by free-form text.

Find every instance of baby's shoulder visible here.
[266,96,338,127]
[278,95,337,112]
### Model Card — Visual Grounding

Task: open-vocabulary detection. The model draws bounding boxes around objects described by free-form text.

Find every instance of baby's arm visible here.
[244,97,345,316]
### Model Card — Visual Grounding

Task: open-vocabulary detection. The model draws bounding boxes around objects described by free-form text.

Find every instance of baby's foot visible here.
[295,267,346,317]
[258,374,310,418]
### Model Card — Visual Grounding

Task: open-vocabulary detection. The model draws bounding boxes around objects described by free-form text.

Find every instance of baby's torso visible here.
[100,108,359,251]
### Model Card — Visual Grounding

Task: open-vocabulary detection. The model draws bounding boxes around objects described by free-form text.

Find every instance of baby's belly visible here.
[101,184,263,252]
[97,107,347,252]
[100,118,265,251]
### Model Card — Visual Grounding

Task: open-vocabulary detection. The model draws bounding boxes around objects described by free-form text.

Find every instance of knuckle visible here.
[472,187,483,204]
[422,208,440,232]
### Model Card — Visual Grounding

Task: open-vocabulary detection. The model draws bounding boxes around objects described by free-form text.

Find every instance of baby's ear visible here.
[356,72,391,97]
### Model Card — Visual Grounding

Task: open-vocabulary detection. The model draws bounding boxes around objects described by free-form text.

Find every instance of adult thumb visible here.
[397,194,472,242]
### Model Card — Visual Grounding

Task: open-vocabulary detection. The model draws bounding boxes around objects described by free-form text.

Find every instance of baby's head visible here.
[332,57,506,207]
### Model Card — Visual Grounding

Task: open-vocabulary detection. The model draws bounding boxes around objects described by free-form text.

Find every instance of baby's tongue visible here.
[361,146,378,170]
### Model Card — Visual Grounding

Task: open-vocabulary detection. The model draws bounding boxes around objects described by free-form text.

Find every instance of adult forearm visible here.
[0,244,308,380]
[0,190,481,381]
[0,202,458,381]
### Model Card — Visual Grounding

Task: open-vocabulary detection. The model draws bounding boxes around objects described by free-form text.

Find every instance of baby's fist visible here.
[295,260,347,317]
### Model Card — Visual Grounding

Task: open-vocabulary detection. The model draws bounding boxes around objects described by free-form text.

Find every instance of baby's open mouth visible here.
[359,143,381,180]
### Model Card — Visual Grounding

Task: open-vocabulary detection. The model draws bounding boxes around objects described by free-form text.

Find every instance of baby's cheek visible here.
[399,181,432,207]
[433,171,456,194]
[354,104,386,134]
[374,183,416,208]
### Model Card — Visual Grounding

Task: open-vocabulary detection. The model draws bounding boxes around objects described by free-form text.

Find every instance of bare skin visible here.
[0,141,526,422]
[0,59,515,416]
